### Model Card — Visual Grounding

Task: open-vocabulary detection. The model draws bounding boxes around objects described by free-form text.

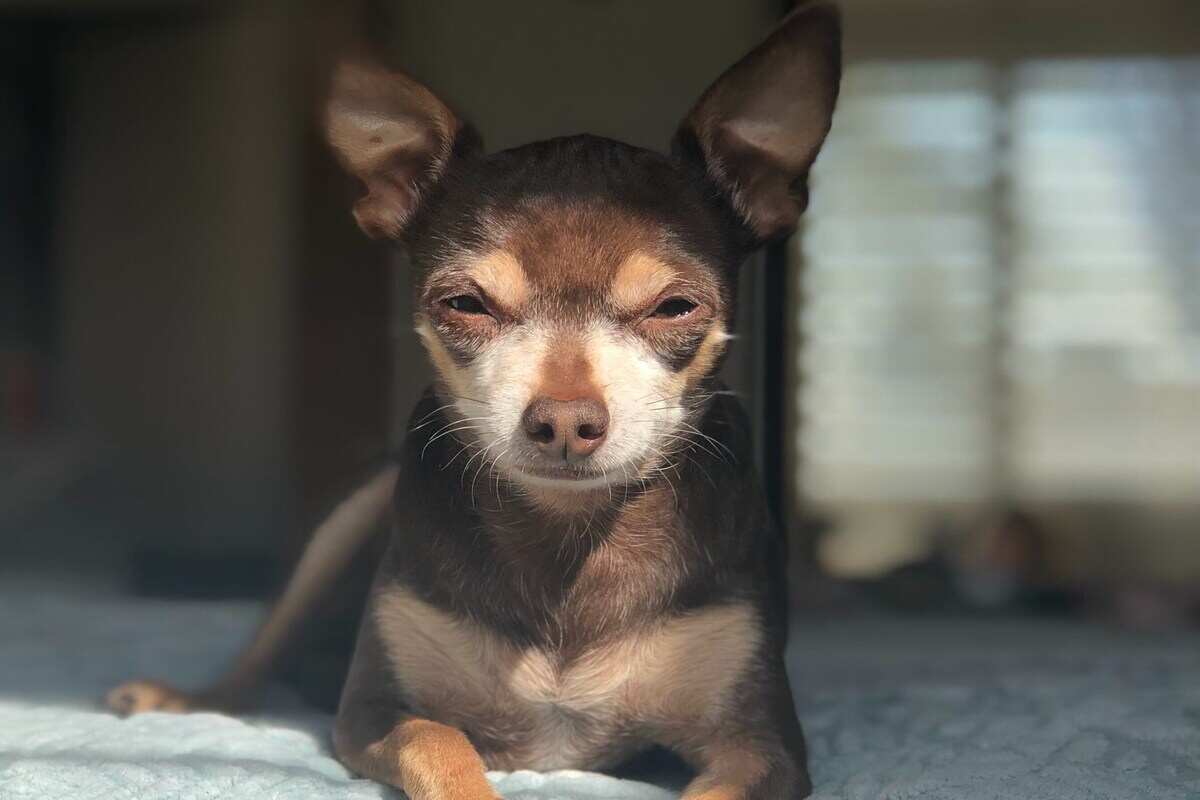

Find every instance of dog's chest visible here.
[372,586,761,771]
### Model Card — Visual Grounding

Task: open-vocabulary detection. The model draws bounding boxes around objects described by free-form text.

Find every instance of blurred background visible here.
[2,0,1198,633]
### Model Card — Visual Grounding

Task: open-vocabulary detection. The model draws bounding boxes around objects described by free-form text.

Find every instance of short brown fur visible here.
[106,6,842,800]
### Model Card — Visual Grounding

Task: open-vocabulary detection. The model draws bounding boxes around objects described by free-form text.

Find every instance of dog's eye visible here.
[443,295,489,315]
[651,297,698,319]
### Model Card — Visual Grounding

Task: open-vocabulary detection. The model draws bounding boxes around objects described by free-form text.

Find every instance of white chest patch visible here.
[372,587,762,770]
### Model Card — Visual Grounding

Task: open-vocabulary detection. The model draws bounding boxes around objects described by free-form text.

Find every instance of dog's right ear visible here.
[674,1,841,244]
[325,62,479,240]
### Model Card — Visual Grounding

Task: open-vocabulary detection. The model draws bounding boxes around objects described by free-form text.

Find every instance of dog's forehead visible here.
[411,135,735,302]
[488,200,701,294]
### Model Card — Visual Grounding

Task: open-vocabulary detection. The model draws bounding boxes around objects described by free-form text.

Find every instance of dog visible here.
[106,4,841,798]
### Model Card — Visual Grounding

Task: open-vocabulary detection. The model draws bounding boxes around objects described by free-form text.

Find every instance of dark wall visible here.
[1,0,781,589]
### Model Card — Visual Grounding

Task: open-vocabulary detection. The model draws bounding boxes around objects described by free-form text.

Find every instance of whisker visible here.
[458,437,495,485]
[678,420,737,463]
[676,449,718,489]
[441,392,488,405]
[441,440,479,471]
[467,439,501,503]
[491,448,508,505]
[408,403,466,431]
[656,431,724,463]
[486,448,509,505]
[420,420,487,460]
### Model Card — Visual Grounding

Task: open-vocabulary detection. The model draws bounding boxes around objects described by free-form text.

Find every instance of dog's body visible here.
[340,386,800,783]
[108,5,841,798]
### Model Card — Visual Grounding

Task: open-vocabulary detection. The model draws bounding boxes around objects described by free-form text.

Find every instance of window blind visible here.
[797,58,1200,510]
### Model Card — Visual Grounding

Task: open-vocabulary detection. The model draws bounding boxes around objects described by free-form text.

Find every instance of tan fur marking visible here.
[374,587,762,770]
[688,791,742,800]
[415,319,472,399]
[676,323,728,390]
[580,602,761,721]
[683,746,772,800]
[106,679,199,715]
[373,587,504,717]
[536,338,600,402]
[611,252,679,314]
[466,250,528,313]
[357,718,498,800]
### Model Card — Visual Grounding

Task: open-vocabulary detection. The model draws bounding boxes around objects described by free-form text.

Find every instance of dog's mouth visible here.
[508,463,617,490]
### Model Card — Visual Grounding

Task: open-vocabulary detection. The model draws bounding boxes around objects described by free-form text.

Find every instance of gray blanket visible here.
[1,575,1197,799]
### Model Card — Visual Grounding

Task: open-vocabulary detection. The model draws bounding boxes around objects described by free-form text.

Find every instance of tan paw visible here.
[105,679,197,716]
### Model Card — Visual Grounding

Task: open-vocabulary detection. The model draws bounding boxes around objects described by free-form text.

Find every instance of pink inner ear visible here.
[721,119,813,172]
[330,108,443,238]
[673,2,840,242]
[329,108,436,175]
[352,179,419,240]
[324,61,469,240]
[707,122,809,241]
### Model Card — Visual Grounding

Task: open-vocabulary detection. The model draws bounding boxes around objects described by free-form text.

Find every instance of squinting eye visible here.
[651,297,698,319]
[443,295,489,315]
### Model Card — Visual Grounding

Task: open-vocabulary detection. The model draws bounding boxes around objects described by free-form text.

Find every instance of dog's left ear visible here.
[325,62,480,240]
[674,1,841,243]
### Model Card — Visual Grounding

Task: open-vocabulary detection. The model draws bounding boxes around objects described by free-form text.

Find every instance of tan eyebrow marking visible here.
[674,323,729,388]
[610,251,679,314]
[465,249,528,312]
[414,319,472,399]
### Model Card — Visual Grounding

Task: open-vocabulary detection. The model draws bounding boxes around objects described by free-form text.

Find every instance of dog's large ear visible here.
[674,1,841,243]
[325,62,479,240]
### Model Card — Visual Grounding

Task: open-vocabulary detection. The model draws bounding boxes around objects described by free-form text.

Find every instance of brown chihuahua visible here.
[107,4,841,798]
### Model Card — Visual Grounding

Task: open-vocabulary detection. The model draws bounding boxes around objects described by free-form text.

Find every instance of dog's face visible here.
[400,141,745,493]
[325,3,840,496]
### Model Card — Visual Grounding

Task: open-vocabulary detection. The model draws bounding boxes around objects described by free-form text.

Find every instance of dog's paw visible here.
[105,679,197,716]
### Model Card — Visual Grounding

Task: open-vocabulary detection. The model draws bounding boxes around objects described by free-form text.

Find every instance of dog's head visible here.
[325,3,840,497]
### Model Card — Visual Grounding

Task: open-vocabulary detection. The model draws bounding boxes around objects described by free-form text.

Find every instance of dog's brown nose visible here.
[521,397,609,461]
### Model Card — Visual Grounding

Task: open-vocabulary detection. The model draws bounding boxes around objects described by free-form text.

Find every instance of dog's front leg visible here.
[333,602,499,800]
[683,748,811,800]
[679,741,812,800]
[333,711,498,800]
[668,654,814,800]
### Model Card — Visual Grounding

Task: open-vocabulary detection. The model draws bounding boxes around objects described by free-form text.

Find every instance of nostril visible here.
[523,397,608,457]
[522,399,560,446]
[530,422,555,444]
[577,422,606,441]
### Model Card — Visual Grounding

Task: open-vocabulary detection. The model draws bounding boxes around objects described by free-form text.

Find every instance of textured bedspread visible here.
[1,575,1198,799]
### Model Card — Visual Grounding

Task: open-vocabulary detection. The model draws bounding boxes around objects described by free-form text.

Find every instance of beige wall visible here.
[839,0,1200,60]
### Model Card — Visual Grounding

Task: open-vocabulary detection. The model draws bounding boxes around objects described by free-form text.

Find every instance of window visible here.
[797,59,1200,572]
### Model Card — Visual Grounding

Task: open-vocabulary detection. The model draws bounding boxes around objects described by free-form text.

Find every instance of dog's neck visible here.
[394,386,765,649]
